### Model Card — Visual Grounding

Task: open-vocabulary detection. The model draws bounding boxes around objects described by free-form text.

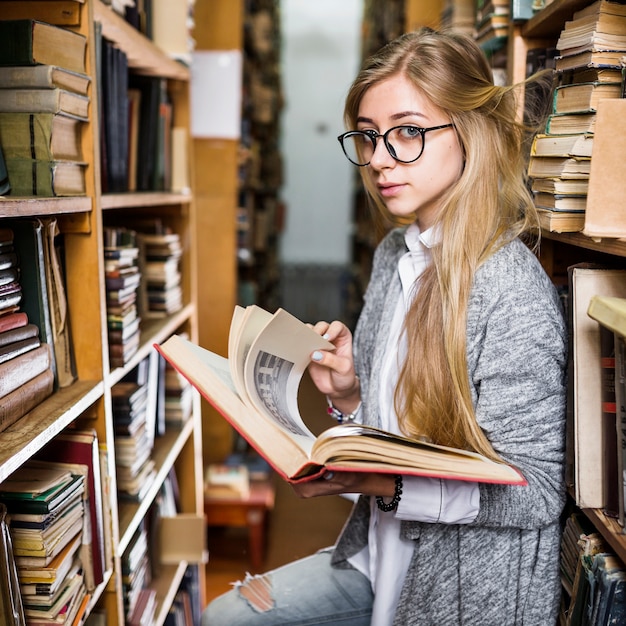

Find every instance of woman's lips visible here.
[378,182,404,197]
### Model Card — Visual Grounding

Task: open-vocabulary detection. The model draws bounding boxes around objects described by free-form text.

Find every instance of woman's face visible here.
[357,74,464,230]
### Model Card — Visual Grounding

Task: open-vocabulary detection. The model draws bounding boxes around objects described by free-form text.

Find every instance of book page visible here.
[228,304,272,397]
[243,308,333,438]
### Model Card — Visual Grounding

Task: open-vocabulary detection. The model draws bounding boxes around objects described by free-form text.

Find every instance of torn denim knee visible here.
[233,572,274,613]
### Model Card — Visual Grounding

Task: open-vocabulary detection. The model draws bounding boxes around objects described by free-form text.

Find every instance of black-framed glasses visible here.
[337,123,454,166]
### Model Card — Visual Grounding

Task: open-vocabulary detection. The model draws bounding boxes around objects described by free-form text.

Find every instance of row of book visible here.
[0,218,79,435]
[0,18,90,197]
[0,425,200,625]
[98,33,174,194]
[0,428,109,626]
[0,13,188,198]
[527,0,626,234]
[104,223,185,368]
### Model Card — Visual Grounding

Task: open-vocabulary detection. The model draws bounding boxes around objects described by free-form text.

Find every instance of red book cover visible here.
[0,311,28,334]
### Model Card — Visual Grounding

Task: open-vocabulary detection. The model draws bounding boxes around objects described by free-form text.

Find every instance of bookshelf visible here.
[0,1,205,625]
[505,0,626,571]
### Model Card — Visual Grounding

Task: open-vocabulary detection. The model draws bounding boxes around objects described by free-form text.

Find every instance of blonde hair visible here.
[345,28,545,461]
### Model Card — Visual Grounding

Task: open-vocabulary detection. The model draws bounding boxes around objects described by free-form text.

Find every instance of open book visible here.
[155,305,526,485]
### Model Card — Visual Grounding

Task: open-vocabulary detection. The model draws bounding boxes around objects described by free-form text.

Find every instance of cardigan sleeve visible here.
[467,240,568,529]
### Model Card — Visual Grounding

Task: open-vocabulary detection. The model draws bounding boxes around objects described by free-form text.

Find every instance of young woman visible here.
[203,27,567,626]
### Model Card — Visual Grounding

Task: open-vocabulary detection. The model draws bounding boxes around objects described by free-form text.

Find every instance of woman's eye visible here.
[400,126,421,138]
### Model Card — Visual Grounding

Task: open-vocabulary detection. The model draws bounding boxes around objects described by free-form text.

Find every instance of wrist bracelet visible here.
[376,475,403,512]
[326,398,362,424]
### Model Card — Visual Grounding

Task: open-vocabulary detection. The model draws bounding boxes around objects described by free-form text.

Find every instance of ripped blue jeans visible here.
[202,547,373,625]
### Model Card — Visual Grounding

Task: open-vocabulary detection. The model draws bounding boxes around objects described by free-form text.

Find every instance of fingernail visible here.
[322,333,330,340]
[312,351,323,362]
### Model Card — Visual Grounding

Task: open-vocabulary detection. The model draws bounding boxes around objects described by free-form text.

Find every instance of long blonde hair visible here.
[345,28,544,461]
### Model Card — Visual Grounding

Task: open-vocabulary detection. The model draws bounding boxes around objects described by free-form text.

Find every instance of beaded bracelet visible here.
[326,398,362,424]
[376,475,403,512]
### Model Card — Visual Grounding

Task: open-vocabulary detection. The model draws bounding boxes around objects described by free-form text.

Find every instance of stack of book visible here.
[0,224,55,433]
[474,0,510,51]
[112,355,157,503]
[0,19,91,196]
[122,523,151,623]
[528,0,626,233]
[559,512,625,624]
[137,231,183,318]
[103,226,142,368]
[0,461,89,626]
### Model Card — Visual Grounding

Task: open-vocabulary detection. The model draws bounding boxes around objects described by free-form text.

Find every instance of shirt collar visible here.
[404,221,439,252]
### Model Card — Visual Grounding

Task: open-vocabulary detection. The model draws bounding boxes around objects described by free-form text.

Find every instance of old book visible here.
[555,49,626,72]
[584,99,626,238]
[0,323,39,348]
[16,531,80,587]
[37,430,106,589]
[557,6,626,53]
[0,503,26,626]
[0,2,83,27]
[530,133,594,158]
[567,266,626,509]
[531,177,589,195]
[0,311,28,334]
[553,81,622,114]
[0,113,84,162]
[156,305,527,485]
[0,88,89,120]
[0,66,90,95]
[0,20,86,74]
[537,208,586,233]
[528,155,591,179]
[0,369,54,434]
[6,219,58,384]
[533,193,587,212]
[545,112,597,135]
[4,158,86,197]
[41,219,77,389]
[0,343,52,399]
[0,336,41,365]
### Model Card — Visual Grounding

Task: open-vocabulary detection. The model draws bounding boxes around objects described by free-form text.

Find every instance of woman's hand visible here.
[291,471,399,499]
[308,320,360,411]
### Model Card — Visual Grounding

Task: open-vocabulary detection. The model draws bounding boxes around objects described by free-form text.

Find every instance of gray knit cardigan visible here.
[330,228,568,626]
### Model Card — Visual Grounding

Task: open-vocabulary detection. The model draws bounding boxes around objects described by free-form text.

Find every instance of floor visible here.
[203,372,355,605]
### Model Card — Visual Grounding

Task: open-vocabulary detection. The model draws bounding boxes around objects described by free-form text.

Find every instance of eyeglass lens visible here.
[341,126,424,166]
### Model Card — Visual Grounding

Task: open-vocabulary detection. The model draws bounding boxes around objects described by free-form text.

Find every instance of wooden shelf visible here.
[0,380,103,483]
[0,196,92,217]
[523,0,591,38]
[101,191,192,210]
[541,230,626,258]
[117,419,195,554]
[583,508,626,564]
[94,0,189,80]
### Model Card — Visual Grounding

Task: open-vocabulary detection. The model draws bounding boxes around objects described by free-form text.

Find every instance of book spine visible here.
[0,343,51,399]
[0,369,53,433]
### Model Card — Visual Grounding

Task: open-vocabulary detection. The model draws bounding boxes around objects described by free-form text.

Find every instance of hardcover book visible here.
[0,19,87,74]
[156,305,527,485]
[0,112,84,162]
[0,65,90,94]
[0,88,89,120]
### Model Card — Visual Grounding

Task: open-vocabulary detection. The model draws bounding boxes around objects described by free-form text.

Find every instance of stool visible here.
[204,478,275,570]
